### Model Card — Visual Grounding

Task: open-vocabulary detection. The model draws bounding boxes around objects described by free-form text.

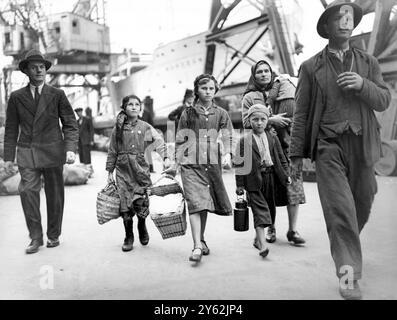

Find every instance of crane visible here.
[0,0,110,118]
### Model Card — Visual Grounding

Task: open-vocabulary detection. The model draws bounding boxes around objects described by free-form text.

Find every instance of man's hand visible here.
[107,171,115,184]
[337,72,364,92]
[270,113,292,128]
[222,153,232,169]
[66,151,76,164]
[236,186,245,196]
[4,161,15,174]
[290,157,303,180]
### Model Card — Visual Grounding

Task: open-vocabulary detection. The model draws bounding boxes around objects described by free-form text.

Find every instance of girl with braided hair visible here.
[175,74,234,263]
[106,95,170,252]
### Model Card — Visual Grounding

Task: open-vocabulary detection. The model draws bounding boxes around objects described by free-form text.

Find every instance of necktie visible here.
[34,86,40,107]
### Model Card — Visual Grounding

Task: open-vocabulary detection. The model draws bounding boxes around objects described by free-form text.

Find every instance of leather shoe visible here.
[286,230,306,245]
[259,247,269,258]
[26,239,43,254]
[47,238,60,248]
[138,218,149,246]
[339,280,362,300]
[253,238,260,250]
[189,247,203,262]
[266,225,276,243]
[201,240,210,255]
[122,237,134,252]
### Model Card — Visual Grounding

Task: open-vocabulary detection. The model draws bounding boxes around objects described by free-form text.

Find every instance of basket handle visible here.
[151,173,179,186]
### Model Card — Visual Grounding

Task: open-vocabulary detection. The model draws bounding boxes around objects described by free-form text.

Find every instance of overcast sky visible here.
[43,0,373,59]
[0,0,374,67]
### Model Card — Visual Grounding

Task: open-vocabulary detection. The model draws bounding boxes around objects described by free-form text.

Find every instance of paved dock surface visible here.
[1,151,396,300]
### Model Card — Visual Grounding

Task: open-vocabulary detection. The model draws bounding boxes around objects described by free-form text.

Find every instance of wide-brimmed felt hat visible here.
[317,0,363,39]
[18,49,52,72]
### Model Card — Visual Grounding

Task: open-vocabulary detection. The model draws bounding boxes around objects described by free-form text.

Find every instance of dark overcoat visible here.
[290,47,391,166]
[78,116,94,145]
[4,84,78,168]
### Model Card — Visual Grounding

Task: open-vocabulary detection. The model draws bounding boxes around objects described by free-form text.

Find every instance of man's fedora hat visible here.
[317,0,363,39]
[18,49,52,72]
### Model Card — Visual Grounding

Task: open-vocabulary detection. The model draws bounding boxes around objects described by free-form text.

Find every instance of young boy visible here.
[235,104,290,258]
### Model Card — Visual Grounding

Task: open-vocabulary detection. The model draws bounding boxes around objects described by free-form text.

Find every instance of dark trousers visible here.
[18,166,65,241]
[247,170,276,228]
[78,140,91,164]
[316,133,377,280]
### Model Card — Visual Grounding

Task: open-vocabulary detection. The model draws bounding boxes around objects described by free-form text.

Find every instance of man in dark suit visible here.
[290,0,391,299]
[3,49,79,254]
[74,107,94,167]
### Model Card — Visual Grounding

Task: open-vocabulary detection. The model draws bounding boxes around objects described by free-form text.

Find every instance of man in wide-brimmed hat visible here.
[290,0,391,300]
[4,49,78,254]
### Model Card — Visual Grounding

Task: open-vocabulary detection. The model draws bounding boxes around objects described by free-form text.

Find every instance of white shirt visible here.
[29,83,45,99]
[328,45,350,62]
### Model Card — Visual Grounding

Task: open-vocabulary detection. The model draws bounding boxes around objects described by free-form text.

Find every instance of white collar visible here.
[29,82,45,94]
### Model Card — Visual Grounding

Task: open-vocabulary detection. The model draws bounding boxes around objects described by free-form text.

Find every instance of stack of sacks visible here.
[0,158,20,196]
[93,134,110,152]
[63,164,90,185]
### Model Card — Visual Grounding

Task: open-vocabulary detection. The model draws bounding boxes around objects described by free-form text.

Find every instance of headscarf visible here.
[244,60,274,96]
[247,103,271,119]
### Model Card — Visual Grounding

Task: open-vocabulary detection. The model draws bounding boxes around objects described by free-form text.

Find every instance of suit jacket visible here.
[140,110,154,126]
[290,46,391,166]
[78,116,94,145]
[235,130,289,191]
[4,84,79,168]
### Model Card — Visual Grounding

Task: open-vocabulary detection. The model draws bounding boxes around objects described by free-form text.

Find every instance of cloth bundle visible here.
[149,193,184,217]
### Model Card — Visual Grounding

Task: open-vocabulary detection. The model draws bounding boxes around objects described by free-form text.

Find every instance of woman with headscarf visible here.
[175,74,234,263]
[241,60,306,246]
[106,94,170,252]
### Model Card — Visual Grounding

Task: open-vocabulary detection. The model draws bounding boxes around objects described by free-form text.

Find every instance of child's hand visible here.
[163,158,171,170]
[236,187,245,196]
[222,153,232,169]
[162,165,177,177]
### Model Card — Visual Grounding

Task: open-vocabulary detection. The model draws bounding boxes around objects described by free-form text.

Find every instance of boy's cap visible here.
[248,104,270,119]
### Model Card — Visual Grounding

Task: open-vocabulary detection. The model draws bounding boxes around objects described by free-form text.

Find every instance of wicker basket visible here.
[149,174,187,239]
[149,174,183,196]
[96,182,121,225]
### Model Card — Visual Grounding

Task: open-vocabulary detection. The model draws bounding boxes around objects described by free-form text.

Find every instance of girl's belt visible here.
[118,151,144,156]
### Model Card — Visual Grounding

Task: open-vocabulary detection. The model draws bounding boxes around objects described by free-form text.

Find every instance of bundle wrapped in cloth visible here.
[149,193,184,217]
[148,174,187,239]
